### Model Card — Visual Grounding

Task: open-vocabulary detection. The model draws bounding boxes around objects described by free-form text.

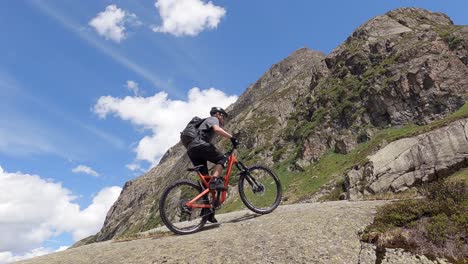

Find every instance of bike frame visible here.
[185,147,243,209]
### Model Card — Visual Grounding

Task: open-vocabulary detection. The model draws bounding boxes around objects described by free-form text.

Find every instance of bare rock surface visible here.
[346,118,468,199]
[18,201,391,264]
[19,201,451,264]
[358,244,450,264]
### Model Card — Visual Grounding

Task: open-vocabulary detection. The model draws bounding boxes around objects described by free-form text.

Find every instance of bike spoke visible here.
[159,180,208,234]
[239,166,282,214]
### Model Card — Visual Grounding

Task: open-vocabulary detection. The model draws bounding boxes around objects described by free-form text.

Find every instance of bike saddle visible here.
[187,165,205,172]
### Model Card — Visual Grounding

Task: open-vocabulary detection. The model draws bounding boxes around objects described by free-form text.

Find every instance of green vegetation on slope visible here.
[285,48,401,143]
[436,25,464,50]
[361,179,468,262]
[283,102,468,202]
[219,102,468,212]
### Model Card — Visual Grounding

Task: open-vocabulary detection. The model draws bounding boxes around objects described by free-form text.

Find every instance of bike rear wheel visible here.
[159,179,208,235]
[238,165,282,214]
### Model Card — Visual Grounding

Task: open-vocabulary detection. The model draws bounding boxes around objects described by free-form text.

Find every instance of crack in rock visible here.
[462,120,468,144]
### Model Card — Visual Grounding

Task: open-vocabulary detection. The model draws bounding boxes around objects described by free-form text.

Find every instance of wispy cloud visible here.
[126,163,146,173]
[0,124,61,159]
[0,111,74,159]
[0,128,60,158]
[0,69,125,157]
[72,165,100,177]
[29,1,177,95]
[79,123,125,149]
[126,80,140,96]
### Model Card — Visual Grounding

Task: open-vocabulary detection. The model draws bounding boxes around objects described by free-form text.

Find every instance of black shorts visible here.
[187,143,226,175]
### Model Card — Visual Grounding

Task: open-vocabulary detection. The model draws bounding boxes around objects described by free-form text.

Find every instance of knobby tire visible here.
[238,165,282,214]
[159,179,208,235]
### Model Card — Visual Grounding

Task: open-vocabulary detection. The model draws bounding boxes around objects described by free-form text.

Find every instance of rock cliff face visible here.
[290,8,467,166]
[83,7,468,244]
[346,118,468,200]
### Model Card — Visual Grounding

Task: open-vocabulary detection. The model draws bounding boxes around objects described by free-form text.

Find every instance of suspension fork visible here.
[236,161,257,187]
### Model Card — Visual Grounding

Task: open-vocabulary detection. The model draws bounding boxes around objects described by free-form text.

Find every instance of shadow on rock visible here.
[225,214,261,224]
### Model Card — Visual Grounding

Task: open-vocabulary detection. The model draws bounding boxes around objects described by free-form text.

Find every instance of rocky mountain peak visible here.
[289,7,467,166]
[227,47,328,120]
[350,8,453,42]
[386,7,453,29]
[78,8,467,245]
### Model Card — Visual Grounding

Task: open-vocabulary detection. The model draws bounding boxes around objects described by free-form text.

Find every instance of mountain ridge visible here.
[79,7,468,245]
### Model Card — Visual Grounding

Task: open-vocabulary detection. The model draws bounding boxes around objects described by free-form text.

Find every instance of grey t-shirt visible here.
[188,116,220,149]
[198,116,219,143]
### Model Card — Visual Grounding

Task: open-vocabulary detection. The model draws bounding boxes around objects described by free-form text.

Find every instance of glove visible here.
[230,137,239,146]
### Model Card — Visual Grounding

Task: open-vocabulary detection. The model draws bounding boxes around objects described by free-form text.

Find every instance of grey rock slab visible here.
[347,118,468,198]
[381,248,450,264]
[17,201,387,264]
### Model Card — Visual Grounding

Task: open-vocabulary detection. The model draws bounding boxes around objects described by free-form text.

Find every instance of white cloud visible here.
[0,247,54,264]
[0,166,121,259]
[153,0,226,36]
[94,87,237,166]
[0,246,68,264]
[67,187,122,240]
[72,165,100,177]
[126,163,145,173]
[89,5,140,42]
[126,80,140,96]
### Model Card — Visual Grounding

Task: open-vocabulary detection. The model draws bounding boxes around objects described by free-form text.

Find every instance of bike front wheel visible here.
[159,180,208,235]
[238,165,282,214]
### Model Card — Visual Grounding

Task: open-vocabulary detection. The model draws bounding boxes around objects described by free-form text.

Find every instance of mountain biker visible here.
[186,107,238,189]
[185,107,238,222]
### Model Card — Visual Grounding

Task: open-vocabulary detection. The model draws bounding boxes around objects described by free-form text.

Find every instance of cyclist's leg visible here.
[187,147,209,175]
[190,143,226,183]
[187,150,217,222]
[194,144,227,220]
[203,144,226,177]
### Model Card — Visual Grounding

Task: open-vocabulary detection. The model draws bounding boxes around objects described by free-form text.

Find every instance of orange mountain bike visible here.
[159,142,282,235]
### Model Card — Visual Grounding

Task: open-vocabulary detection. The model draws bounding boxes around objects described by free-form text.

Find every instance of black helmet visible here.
[210,107,228,117]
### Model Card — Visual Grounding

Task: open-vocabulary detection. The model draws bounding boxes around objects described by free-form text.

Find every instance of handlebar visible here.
[226,141,238,156]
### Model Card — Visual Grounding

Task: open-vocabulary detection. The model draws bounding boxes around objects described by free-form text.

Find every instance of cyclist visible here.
[185,107,238,222]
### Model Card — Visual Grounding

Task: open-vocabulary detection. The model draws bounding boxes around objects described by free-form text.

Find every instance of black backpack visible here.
[180,116,206,148]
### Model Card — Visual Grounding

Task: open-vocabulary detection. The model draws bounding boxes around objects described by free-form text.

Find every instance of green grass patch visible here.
[283,152,351,203]
[218,194,246,214]
[447,167,468,185]
[436,25,464,50]
[141,208,163,231]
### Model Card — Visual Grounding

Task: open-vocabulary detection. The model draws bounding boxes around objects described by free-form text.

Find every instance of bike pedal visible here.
[211,200,221,210]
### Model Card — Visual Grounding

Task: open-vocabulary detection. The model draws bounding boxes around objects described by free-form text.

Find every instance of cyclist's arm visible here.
[212,125,233,139]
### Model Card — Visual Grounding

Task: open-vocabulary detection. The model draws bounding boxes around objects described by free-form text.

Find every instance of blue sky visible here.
[1,0,467,262]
